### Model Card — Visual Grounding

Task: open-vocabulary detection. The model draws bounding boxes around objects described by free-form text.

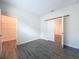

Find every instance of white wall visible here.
[17,13,40,45]
[40,20,54,41]
[40,3,79,49]
[0,1,40,45]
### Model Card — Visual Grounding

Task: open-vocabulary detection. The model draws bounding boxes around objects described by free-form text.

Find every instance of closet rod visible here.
[45,15,70,21]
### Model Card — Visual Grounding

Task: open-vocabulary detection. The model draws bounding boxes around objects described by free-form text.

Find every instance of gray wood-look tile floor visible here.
[17,39,79,59]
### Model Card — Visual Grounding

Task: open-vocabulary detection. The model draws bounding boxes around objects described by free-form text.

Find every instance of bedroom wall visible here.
[0,1,40,45]
[40,20,54,41]
[40,3,79,49]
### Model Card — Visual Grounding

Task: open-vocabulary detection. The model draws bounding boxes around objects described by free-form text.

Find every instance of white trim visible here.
[17,39,38,45]
[61,16,64,48]
[0,8,2,57]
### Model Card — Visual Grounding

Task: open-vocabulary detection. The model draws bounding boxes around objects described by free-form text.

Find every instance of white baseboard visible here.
[65,44,79,49]
[17,39,38,45]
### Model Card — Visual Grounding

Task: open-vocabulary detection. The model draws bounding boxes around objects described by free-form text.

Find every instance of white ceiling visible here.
[2,0,79,16]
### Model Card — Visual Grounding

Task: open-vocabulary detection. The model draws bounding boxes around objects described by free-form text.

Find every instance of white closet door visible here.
[47,20,54,41]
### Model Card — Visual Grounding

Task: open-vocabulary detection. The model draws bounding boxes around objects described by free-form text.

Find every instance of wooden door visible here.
[1,15,18,59]
[54,17,63,49]
[2,15,16,42]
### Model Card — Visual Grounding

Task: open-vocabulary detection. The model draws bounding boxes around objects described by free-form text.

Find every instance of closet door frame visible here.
[54,16,64,48]
[0,8,2,58]
[61,17,64,48]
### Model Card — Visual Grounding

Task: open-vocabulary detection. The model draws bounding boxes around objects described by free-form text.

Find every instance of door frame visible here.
[0,8,2,58]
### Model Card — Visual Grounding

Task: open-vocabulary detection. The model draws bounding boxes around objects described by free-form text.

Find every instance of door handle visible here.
[62,33,64,34]
[0,35,2,37]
